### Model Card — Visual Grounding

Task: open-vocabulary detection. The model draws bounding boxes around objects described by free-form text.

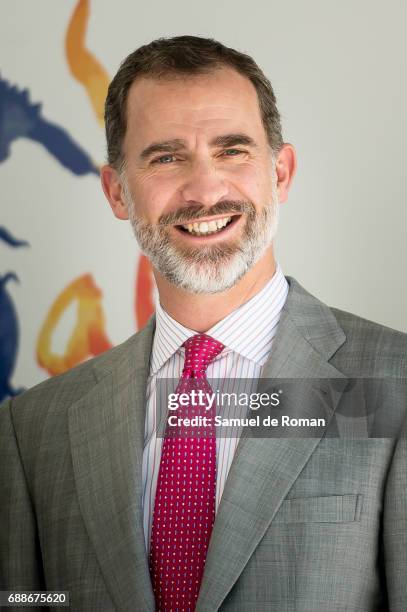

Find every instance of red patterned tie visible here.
[149,334,225,611]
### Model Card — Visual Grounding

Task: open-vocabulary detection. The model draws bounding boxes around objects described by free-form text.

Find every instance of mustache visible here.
[158,200,255,226]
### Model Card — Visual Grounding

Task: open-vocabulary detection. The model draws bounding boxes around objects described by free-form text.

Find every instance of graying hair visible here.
[105,35,283,170]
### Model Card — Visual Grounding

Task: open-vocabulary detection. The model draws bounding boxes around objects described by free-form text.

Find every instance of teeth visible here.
[181,216,232,235]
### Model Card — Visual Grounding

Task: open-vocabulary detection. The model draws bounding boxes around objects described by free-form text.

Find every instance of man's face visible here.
[119,67,280,293]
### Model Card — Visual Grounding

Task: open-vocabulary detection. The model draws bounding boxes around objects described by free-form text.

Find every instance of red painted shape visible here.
[135,254,155,329]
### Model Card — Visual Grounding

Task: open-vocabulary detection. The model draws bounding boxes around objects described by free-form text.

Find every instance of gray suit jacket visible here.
[1,277,407,611]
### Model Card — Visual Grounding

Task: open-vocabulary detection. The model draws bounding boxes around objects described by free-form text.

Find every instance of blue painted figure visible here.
[0,226,30,248]
[0,75,99,176]
[0,273,25,401]
[0,228,29,400]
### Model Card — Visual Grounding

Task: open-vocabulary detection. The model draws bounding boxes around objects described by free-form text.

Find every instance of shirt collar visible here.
[150,263,288,374]
[150,302,194,375]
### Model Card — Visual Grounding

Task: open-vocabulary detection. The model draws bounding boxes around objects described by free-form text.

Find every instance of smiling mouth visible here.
[176,214,239,237]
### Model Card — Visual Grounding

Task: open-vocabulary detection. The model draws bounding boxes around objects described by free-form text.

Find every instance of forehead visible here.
[124,67,266,150]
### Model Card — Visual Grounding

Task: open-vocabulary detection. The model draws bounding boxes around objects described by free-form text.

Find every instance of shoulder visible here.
[285,276,407,377]
[1,319,155,426]
[329,306,407,377]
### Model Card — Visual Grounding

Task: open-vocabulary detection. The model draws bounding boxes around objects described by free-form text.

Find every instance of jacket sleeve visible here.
[0,398,45,591]
[383,416,407,612]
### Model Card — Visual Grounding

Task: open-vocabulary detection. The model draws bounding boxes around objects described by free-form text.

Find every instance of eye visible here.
[223,148,243,156]
[152,154,176,164]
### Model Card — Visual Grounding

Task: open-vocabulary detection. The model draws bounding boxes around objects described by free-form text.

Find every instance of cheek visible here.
[131,174,177,222]
[228,164,273,205]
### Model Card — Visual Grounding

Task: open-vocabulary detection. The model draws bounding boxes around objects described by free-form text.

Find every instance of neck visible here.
[154,246,276,332]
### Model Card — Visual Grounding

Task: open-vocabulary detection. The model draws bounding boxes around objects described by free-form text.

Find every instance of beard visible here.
[121,174,279,295]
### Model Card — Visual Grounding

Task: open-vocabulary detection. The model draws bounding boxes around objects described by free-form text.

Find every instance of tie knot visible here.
[182,334,224,378]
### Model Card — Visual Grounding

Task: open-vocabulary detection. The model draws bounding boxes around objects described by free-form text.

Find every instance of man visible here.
[1,35,406,612]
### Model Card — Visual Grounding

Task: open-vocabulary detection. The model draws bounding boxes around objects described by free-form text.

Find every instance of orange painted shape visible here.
[65,0,110,126]
[37,273,112,376]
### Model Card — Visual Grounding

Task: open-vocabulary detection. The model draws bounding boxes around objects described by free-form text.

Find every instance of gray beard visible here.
[122,178,279,295]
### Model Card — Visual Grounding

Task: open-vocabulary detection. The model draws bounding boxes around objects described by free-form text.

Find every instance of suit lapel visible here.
[68,319,156,612]
[197,278,348,611]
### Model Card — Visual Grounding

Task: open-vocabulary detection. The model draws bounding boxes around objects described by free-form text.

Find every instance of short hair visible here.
[104,35,283,170]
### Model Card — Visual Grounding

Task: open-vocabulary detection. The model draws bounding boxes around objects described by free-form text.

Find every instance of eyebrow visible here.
[140,139,186,160]
[210,133,257,148]
[139,133,257,160]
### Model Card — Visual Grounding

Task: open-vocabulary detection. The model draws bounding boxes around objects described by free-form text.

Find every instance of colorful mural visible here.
[0,0,155,399]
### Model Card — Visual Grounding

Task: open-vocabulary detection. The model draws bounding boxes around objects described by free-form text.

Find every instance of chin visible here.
[161,253,254,295]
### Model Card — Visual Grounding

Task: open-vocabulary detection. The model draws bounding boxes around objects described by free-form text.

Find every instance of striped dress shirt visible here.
[141,263,289,551]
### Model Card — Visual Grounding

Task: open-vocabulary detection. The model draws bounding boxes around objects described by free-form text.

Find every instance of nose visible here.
[179,159,229,209]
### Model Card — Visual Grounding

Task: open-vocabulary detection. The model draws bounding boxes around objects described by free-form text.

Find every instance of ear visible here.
[275,143,297,203]
[100,164,129,220]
